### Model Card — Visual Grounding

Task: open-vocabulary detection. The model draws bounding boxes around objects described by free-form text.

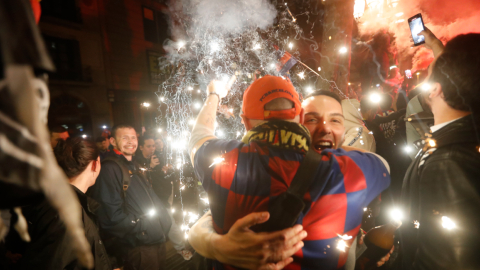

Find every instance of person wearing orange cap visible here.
[188,75,390,270]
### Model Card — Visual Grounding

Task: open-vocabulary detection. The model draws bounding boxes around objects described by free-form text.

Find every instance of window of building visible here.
[43,35,83,81]
[40,0,82,23]
[143,7,170,44]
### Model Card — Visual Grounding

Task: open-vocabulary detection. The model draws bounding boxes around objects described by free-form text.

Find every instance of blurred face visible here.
[302,95,345,153]
[111,128,137,160]
[50,131,69,148]
[140,139,156,158]
[155,139,164,151]
[101,138,110,150]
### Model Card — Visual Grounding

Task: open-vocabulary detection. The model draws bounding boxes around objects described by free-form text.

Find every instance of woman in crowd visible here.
[16,137,113,270]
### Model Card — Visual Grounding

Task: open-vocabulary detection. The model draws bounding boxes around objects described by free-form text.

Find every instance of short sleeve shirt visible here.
[194,139,390,270]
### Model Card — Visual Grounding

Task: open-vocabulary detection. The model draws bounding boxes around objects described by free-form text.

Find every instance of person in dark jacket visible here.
[11,137,113,270]
[88,125,172,270]
[396,29,480,270]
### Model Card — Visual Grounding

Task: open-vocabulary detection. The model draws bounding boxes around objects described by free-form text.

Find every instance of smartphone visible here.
[405,69,412,79]
[408,13,426,46]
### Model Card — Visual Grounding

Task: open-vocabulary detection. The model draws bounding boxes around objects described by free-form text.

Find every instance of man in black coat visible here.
[396,29,480,270]
[88,125,171,270]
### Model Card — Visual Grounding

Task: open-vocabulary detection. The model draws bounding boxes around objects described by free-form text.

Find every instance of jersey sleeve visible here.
[323,148,391,206]
[193,139,243,188]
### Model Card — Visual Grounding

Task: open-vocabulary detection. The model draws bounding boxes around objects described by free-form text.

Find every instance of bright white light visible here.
[194,102,201,109]
[178,41,185,49]
[376,84,380,87]
[176,163,182,169]
[389,208,404,221]
[270,63,275,68]
[395,19,405,23]
[337,234,353,240]
[414,220,420,229]
[363,207,367,212]
[236,131,241,137]
[180,185,185,190]
[428,139,436,147]
[421,83,431,92]
[395,12,404,17]
[210,41,220,53]
[160,97,165,102]
[253,43,261,50]
[390,65,398,70]
[208,59,213,64]
[228,108,233,113]
[339,47,348,54]
[200,197,209,204]
[167,136,172,141]
[306,86,313,93]
[337,240,348,252]
[298,72,305,79]
[318,67,322,71]
[181,224,188,231]
[188,119,195,126]
[197,90,201,93]
[442,216,456,230]
[142,102,150,108]
[288,42,293,49]
[148,209,156,217]
[185,233,189,239]
[157,128,162,133]
[217,129,224,137]
[171,208,175,213]
[209,157,225,168]
[369,93,382,104]
[188,86,193,91]
[82,134,87,138]
[404,146,412,153]
[102,125,107,129]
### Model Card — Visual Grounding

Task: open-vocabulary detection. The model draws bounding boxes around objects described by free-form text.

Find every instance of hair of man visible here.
[305,90,342,106]
[54,137,99,179]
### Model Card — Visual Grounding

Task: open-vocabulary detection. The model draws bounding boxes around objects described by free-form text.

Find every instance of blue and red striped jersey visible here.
[194,139,390,270]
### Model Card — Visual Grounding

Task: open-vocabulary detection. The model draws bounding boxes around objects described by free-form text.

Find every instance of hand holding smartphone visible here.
[408,13,426,46]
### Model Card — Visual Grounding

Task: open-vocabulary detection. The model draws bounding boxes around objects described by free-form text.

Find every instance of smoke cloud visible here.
[356,0,480,71]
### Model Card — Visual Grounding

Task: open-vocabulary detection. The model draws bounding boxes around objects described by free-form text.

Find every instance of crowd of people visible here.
[1,27,480,270]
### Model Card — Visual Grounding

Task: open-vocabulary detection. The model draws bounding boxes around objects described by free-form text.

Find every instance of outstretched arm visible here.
[419,27,445,58]
[188,211,307,270]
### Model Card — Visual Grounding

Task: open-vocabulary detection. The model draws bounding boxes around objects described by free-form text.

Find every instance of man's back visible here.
[194,125,390,269]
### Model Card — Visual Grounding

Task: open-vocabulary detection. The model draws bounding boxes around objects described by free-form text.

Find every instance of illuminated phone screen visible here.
[409,17,425,45]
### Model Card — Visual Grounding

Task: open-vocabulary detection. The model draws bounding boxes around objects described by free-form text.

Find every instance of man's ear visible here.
[109,137,116,148]
[299,108,305,124]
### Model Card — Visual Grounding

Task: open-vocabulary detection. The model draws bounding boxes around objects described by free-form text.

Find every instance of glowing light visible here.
[253,43,261,50]
[181,224,188,231]
[209,156,225,168]
[337,234,353,240]
[337,240,348,252]
[298,72,305,79]
[180,185,185,190]
[306,86,313,93]
[236,131,241,137]
[339,47,348,54]
[142,102,150,108]
[389,65,398,70]
[416,72,421,75]
[102,125,107,129]
[185,233,189,239]
[389,208,404,221]
[414,220,420,229]
[217,129,224,137]
[348,82,351,85]
[228,108,233,113]
[376,84,380,88]
[176,163,182,169]
[442,216,456,230]
[421,83,431,92]
[369,93,382,104]
[270,63,275,68]
[188,119,195,126]
[194,102,201,109]
[140,167,147,172]
[428,139,436,147]
[177,40,185,49]
[160,97,165,102]
[363,207,367,212]
[210,41,220,52]
[82,134,87,138]
[360,140,364,145]
[157,128,162,133]
[288,42,293,49]
[183,211,187,216]
[167,136,172,141]
[197,90,201,93]
[404,146,412,153]
[188,86,193,91]
[171,208,175,213]
[395,19,405,23]
[318,67,321,71]
[200,197,209,204]
[395,12,404,17]
[208,59,213,64]
[353,0,366,19]
[148,209,156,217]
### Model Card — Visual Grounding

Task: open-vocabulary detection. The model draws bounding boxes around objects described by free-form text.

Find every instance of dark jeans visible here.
[124,243,166,270]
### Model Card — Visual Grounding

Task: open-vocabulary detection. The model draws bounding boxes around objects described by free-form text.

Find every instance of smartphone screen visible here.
[405,70,412,79]
[408,14,425,46]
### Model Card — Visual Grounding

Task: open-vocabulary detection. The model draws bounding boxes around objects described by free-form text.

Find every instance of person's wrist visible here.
[208,92,220,99]
[210,232,225,262]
